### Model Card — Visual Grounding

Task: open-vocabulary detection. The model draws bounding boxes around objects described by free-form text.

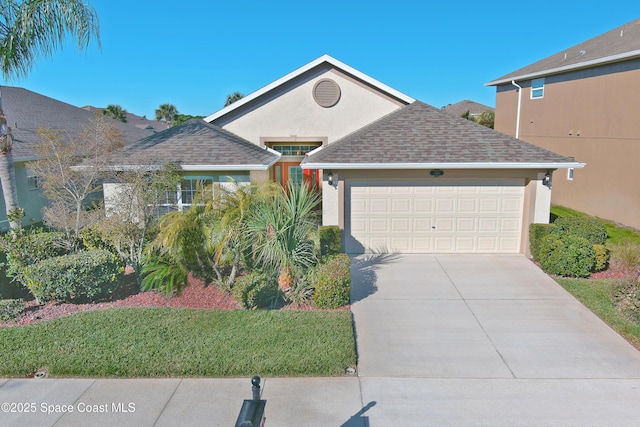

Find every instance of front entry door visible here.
[274,162,320,189]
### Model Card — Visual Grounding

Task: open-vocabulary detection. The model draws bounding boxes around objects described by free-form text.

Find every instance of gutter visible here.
[300,162,586,170]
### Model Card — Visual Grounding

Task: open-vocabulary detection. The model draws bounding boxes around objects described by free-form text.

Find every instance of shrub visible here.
[23,250,124,303]
[0,299,25,322]
[319,226,341,257]
[610,241,640,275]
[537,234,595,278]
[552,216,607,245]
[529,223,556,260]
[313,254,351,309]
[592,244,610,272]
[141,253,189,297]
[0,230,70,280]
[233,271,283,309]
[612,278,640,322]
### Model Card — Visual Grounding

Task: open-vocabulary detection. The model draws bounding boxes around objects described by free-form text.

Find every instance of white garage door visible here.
[345,180,524,254]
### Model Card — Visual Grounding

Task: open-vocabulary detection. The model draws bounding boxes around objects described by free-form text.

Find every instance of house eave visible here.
[301,162,586,170]
[485,49,640,86]
[204,54,415,122]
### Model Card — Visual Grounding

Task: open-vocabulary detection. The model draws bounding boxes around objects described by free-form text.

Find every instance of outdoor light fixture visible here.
[429,169,444,178]
[543,172,552,189]
[328,171,334,186]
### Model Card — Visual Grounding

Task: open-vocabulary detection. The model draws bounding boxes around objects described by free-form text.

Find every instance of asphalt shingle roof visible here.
[442,100,494,118]
[1,86,155,161]
[120,118,279,168]
[302,101,576,166]
[488,18,640,85]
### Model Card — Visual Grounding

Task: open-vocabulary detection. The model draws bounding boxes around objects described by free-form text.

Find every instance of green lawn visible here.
[556,278,640,350]
[550,205,640,245]
[0,307,356,378]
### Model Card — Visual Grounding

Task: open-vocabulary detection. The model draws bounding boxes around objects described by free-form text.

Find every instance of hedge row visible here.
[313,254,351,309]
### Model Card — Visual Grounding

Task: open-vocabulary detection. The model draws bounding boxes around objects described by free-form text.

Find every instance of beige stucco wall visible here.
[494,60,640,228]
[215,67,404,145]
[321,168,551,254]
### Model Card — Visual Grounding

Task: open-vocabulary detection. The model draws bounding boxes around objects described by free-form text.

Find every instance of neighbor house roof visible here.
[1,86,155,162]
[301,101,583,170]
[118,118,280,171]
[205,54,415,123]
[486,18,640,86]
[83,106,168,132]
[442,100,494,117]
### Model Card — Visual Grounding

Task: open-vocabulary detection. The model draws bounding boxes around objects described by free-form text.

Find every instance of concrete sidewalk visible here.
[0,377,366,427]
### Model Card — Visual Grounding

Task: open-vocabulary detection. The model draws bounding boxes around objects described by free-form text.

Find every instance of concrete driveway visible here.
[350,254,640,425]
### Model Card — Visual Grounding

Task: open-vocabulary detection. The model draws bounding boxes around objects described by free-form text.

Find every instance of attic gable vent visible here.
[313,79,341,108]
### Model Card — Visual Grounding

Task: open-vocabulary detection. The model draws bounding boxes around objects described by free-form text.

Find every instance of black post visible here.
[235,376,267,427]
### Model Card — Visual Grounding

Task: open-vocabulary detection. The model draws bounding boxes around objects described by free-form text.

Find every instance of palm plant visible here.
[154,103,178,128]
[245,181,321,291]
[102,104,127,122]
[0,0,100,228]
[224,91,245,107]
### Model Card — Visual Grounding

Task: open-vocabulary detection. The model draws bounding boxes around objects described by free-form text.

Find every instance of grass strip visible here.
[0,307,356,378]
[555,278,640,349]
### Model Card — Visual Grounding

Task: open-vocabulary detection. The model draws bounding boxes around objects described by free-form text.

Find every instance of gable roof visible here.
[205,54,415,123]
[442,100,494,117]
[1,86,155,161]
[486,18,640,86]
[301,101,583,169]
[118,118,280,171]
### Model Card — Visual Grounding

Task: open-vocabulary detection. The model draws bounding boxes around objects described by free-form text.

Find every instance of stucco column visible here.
[322,172,339,226]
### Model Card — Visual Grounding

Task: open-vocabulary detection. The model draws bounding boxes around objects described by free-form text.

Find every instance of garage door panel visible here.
[346,180,524,254]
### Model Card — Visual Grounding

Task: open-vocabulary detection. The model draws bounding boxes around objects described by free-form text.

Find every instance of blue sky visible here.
[1,1,637,118]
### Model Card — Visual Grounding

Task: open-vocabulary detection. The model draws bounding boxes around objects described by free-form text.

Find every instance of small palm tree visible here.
[102,104,127,122]
[0,0,100,228]
[155,103,178,128]
[245,181,321,291]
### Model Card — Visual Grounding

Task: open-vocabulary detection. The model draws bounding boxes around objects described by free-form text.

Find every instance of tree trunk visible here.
[0,88,20,229]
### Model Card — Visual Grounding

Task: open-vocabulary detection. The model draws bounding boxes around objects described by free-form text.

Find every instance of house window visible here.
[160,175,250,211]
[531,78,544,99]
[288,166,303,187]
[271,144,320,156]
[567,168,574,181]
[26,169,40,190]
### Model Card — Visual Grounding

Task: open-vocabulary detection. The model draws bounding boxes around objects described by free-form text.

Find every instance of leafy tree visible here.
[155,103,178,128]
[29,115,123,248]
[0,0,100,228]
[224,91,245,107]
[174,113,204,126]
[102,104,127,122]
[90,160,181,283]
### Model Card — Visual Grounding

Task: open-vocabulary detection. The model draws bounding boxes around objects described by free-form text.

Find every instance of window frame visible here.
[567,168,574,181]
[531,78,545,99]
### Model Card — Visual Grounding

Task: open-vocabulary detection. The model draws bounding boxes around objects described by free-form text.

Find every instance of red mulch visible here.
[2,273,241,326]
[1,269,348,326]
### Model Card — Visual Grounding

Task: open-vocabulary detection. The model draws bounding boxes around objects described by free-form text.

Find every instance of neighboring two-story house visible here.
[487,18,640,229]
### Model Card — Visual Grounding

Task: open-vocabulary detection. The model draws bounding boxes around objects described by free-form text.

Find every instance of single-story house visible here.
[121,55,584,254]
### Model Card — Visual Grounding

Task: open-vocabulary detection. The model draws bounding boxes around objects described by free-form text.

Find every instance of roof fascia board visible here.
[486,49,640,86]
[205,54,415,122]
[301,162,586,170]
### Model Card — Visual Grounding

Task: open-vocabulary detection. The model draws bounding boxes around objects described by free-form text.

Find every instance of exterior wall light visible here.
[328,171,333,186]
[543,172,552,189]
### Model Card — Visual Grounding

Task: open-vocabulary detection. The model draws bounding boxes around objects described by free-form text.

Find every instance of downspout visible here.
[511,80,522,139]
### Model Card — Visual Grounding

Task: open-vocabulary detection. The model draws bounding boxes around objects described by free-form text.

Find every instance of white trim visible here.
[486,49,640,86]
[301,162,586,170]
[530,78,545,99]
[204,54,415,122]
